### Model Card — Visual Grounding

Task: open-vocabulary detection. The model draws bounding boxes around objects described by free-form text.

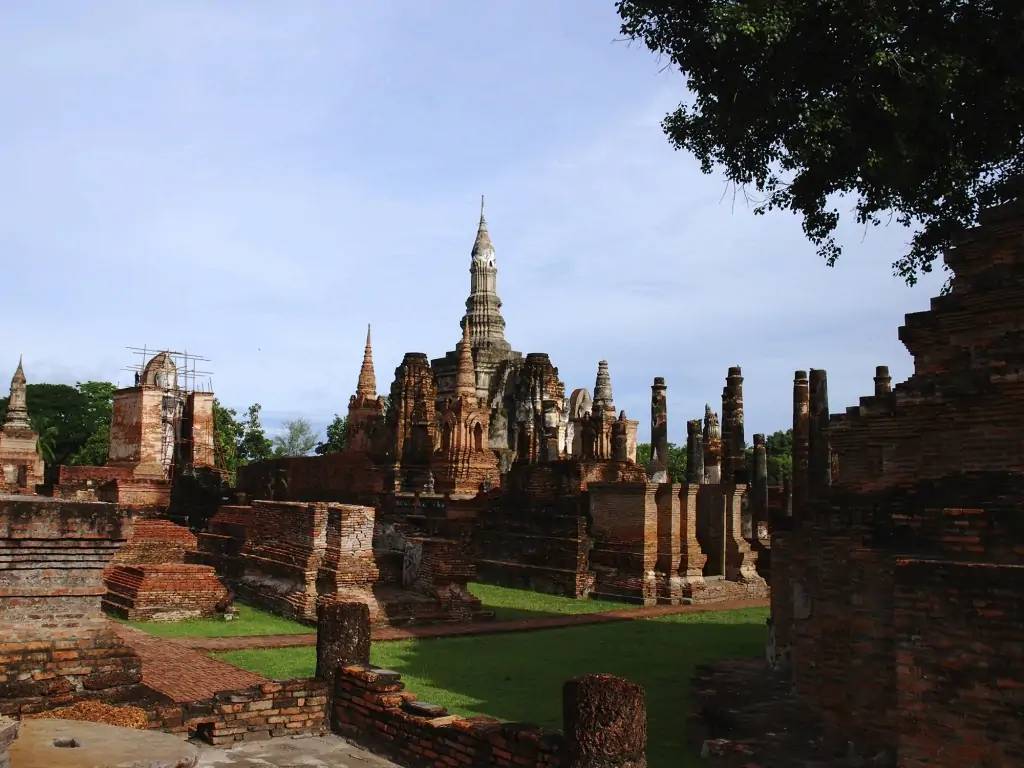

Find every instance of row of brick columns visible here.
[316,601,648,768]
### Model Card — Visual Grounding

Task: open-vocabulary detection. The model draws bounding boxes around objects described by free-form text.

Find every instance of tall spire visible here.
[356,324,377,397]
[454,322,476,400]
[461,196,510,352]
[5,356,31,430]
[593,360,614,408]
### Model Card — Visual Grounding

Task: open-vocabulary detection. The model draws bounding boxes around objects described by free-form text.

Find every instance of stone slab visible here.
[9,718,197,768]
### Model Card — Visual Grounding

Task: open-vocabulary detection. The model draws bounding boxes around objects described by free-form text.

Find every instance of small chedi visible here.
[0,358,44,493]
[753,200,1024,766]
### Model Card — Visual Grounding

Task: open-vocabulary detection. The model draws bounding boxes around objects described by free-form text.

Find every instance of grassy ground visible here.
[466,582,626,621]
[216,606,769,768]
[120,583,629,637]
[118,603,311,638]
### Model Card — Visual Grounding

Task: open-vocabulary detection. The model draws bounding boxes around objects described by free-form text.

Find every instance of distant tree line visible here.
[636,428,792,484]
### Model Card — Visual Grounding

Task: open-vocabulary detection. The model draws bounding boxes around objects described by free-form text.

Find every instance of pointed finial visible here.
[356,323,377,398]
[481,194,485,219]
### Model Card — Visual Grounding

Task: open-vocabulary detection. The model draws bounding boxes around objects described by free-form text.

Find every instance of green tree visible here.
[314,414,348,455]
[237,403,273,464]
[0,381,115,466]
[212,399,242,480]
[745,429,793,484]
[617,1,1024,284]
[635,442,688,482]
[273,418,319,458]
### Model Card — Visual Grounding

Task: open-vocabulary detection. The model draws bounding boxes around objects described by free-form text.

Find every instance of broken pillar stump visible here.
[316,600,370,691]
[563,673,647,768]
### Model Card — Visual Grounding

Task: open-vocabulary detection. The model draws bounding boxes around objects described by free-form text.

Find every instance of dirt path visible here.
[179,598,769,652]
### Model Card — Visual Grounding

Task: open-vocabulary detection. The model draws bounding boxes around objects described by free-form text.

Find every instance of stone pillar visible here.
[874,365,892,396]
[685,419,703,484]
[563,674,647,768]
[316,601,371,693]
[720,366,746,484]
[750,433,769,534]
[702,405,722,484]
[0,717,18,768]
[808,368,831,499]
[791,370,810,521]
[647,377,668,482]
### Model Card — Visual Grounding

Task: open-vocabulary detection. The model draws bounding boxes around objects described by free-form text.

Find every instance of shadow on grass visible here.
[218,606,769,768]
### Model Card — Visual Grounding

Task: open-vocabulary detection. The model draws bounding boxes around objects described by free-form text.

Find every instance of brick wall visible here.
[236,452,386,506]
[333,665,563,767]
[771,201,1024,763]
[0,497,143,716]
[147,678,328,745]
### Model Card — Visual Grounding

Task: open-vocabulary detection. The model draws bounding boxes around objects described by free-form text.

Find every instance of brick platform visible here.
[103,563,230,621]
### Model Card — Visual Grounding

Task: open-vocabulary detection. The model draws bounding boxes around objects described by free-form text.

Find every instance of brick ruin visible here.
[53,350,217,511]
[101,518,230,621]
[0,496,143,717]
[0,358,44,493]
[228,205,775,608]
[764,200,1024,766]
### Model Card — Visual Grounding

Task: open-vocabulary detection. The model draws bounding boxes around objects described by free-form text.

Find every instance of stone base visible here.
[103,564,230,621]
[9,718,198,768]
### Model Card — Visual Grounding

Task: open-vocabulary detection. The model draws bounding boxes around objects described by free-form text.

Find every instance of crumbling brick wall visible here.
[146,678,328,744]
[771,200,1024,763]
[333,665,564,767]
[0,497,143,716]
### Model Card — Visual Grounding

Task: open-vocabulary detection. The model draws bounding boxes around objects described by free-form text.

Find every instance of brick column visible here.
[563,673,646,768]
[678,483,707,587]
[316,601,370,692]
[792,370,810,521]
[724,484,760,582]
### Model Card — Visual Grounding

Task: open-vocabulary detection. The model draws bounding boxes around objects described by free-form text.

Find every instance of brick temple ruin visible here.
[688,200,1024,767]
[235,204,769,607]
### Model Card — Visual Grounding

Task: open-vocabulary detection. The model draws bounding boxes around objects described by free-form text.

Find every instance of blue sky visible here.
[1,2,945,443]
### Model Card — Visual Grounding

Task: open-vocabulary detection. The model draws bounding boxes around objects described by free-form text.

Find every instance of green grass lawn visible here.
[467,582,627,621]
[119,583,629,638]
[215,606,769,768]
[118,603,311,638]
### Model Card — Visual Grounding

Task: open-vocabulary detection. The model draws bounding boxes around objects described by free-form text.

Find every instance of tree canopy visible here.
[0,381,114,467]
[314,414,348,455]
[617,1,1024,283]
[273,417,319,458]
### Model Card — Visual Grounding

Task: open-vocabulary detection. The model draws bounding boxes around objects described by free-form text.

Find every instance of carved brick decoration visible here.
[0,497,142,716]
[389,353,438,492]
[434,324,500,495]
[771,200,1024,766]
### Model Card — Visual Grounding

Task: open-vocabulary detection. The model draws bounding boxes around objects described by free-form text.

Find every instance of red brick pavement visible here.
[114,624,267,703]
[179,597,769,652]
